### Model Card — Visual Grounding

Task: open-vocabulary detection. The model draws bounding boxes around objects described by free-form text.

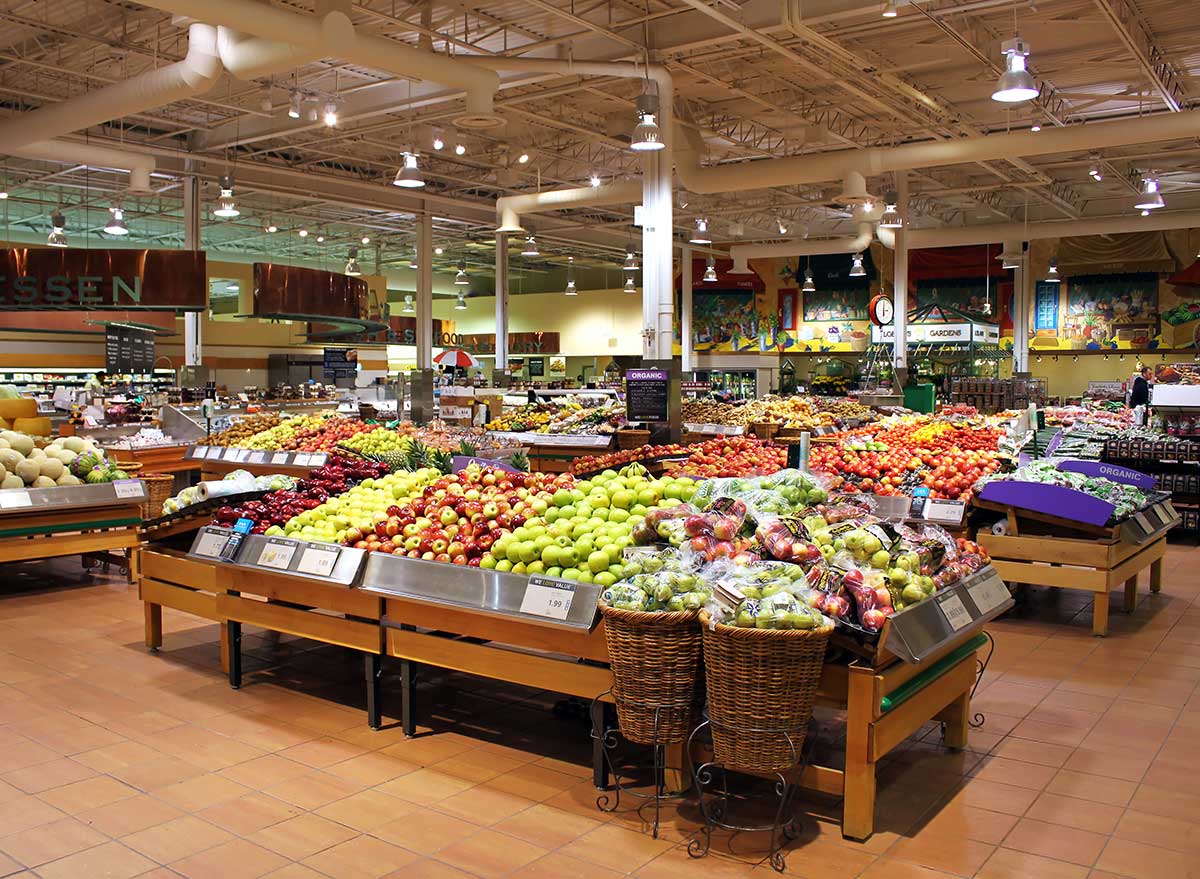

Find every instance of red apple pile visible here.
[665,436,787,478]
[295,419,378,452]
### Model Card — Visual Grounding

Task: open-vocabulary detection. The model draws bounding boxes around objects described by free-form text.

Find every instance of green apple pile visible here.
[600,550,711,612]
[276,468,443,544]
[339,427,409,456]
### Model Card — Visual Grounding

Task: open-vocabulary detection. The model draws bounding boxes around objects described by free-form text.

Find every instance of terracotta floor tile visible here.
[35,841,156,879]
[170,838,290,879]
[1114,809,1200,855]
[313,787,414,832]
[949,778,1040,816]
[561,823,675,874]
[196,793,301,835]
[1044,770,1137,808]
[250,812,358,860]
[0,794,67,835]
[635,846,768,878]
[493,802,606,850]
[278,736,363,769]
[261,866,330,879]
[970,756,1060,790]
[433,782,535,826]
[918,803,1019,845]
[888,831,996,877]
[375,768,476,806]
[1024,792,1124,835]
[976,847,1090,879]
[122,815,234,864]
[1095,837,1200,879]
[1009,719,1090,748]
[0,816,107,867]
[857,859,962,879]
[989,737,1075,768]
[1,757,97,794]
[36,774,137,814]
[111,756,209,792]
[263,769,366,811]
[156,773,251,811]
[1128,783,1200,820]
[73,741,163,774]
[507,851,626,879]
[1002,817,1108,866]
[217,755,312,789]
[373,810,482,855]
[322,751,417,787]
[1061,748,1151,783]
[77,792,184,837]
[302,834,420,879]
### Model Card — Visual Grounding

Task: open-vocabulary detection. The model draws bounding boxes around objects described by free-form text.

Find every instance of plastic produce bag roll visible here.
[194,479,254,502]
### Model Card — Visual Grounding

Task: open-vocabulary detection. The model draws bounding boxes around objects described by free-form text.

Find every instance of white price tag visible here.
[193,530,227,558]
[294,454,314,467]
[937,591,973,631]
[112,479,144,499]
[222,447,240,461]
[206,447,224,459]
[193,446,209,459]
[249,451,267,464]
[311,453,327,466]
[0,490,32,509]
[235,449,252,462]
[968,572,1011,615]
[923,498,966,525]
[519,577,576,620]
[271,453,289,465]
[296,544,341,576]
[257,540,297,570]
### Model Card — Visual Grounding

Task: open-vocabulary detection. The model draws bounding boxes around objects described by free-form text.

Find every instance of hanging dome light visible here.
[454,260,468,285]
[47,210,68,247]
[802,269,815,293]
[361,234,371,245]
[1045,257,1061,283]
[402,294,415,313]
[849,253,866,277]
[565,257,577,295]
[992,36,1039,103]
[1135,176,1165,210]
[703,261,718,283]
[316,233,325,243]
[879,191,903,228]
[265,222,278,233]
[322,100,339,127]
[213,175,240,218]
[344,246,362,276]
[622,251,639,272]
[408,248,418,269]
[521,235,540,257]
[393,152,426,188]
[624,277,636,293]
[297,227,308,237]
[881,0,898,16]
[630,112,664,151]
[455,292,467,310]
[104,205,129,236]
[288,91,302,119]
[689,217,711,244]
[997,242,1024,269]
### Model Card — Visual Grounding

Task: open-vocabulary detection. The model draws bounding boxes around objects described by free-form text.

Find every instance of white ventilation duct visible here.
[134,0,502,127]
[496,181,642,233]
[675,110,1200,194]
[878,210,1200,249]
[215,28,320,79]
[729,223,874,274]
[12,141,157,193]
[0,23,221,155]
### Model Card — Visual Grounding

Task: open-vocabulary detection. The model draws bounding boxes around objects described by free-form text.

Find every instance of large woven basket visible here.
[599,602,703,745]
[698,611,833,772]
[616,429,651,450]
[139,473,176,520]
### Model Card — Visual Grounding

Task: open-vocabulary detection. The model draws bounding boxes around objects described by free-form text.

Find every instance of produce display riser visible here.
[103,444,197,475]
[199,459,318,481]
[529,444,615,473]
[975,528,1165,636]
[0,503,143,565]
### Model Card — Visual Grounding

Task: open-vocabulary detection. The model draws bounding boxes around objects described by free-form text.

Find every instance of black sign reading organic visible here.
[626,368,669,422]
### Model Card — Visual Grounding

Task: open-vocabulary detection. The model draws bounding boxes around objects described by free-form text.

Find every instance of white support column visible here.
[1012,252,1031,374]
[641,149,673,360]
[183,174,203,367]
[680,245,693,373]
[495,232,509,372]
[891,173,908,380]
[416,210,433,369]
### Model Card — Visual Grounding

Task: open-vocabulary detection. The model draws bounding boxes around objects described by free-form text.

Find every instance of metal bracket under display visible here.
[0,479,147,516]
[883,565,1014,664]
[362,553,602,631]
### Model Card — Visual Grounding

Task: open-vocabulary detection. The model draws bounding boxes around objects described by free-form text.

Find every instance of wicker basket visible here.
[139,473,176,520]
[698,611,833,772]
[751,421,779,441]
[616,429,651,450]
[599,602,704,745]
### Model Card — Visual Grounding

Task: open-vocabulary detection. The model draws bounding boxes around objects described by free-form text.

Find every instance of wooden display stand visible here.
[529,441,613,473]
[104,443,197,475]
[0,500,143,567]
[975,501,1165,636]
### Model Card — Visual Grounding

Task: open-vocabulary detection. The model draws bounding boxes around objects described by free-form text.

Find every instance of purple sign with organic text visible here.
[977,480,1116,527]
[1057,459,1156,490]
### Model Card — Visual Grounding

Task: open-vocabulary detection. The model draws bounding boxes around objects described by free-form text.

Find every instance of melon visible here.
[32,475,55,489]
[53,449,75,464]
[85,468,109,485]
[4,432,34,456]
[0,474,22,490]
[71,452,100,477]
[62,436,87,454]
[55,473,80,486]
[0,449,19,471]
[14,459,39,484]
[38,458,64,480]
[27,447,44,460]
[0,437,9,450]
[12,418,50,438]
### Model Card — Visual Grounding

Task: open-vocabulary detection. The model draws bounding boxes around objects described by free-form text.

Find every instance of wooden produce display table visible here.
[0,483,145,567]
[103,443,197,475]
[181,445,328,481]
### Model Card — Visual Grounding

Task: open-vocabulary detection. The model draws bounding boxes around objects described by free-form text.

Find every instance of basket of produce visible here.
[698,607,832,772]
[138,473,176,520]
[751,421,778,441]
[598,551,710,744]
[616,428,651,450]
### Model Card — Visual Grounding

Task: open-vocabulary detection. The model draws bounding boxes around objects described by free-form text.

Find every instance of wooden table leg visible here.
[219,622,231,675]
[938,689,971,750]
[143,602,162,651]
[842,666,878,841]
[1093,590,1109,637]
[1150,555,1163,594]
[1124,575,1138,613]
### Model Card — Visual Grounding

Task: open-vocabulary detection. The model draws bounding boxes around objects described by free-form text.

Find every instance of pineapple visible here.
[431,449,455,475]
[457,440,478,457]
[404,439,435,471]
[510,449,530,473]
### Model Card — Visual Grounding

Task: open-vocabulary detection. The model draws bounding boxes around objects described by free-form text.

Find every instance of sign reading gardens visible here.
[0,249,207,310]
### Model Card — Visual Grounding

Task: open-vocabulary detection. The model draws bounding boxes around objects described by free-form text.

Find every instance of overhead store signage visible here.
[323,348,358,379]
[105,325,157,374]
[254,263,368,320]
[0,248,206,311]
[454,332,560,355]
[870,321,1000,344]
[626,368,670,422]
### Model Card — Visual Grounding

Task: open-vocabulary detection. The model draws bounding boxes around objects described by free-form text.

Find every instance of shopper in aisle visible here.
[1129,365,1152,409]
[83,370,107,396]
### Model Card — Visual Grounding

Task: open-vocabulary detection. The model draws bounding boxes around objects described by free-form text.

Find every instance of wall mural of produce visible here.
[1064,273,1158,349]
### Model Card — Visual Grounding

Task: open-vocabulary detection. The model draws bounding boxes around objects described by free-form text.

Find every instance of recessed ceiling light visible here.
[454,143,466,156]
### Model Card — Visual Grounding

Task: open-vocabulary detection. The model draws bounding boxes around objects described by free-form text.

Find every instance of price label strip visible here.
[222,447,240,461]
[520,577,576,620]
[249,451,267,464]
[257,539,298,570]
[0,490,32,510]
[271,453,289,465]
[193,446,209,459]
[936,590,974,631]
[296,544,341,576]
[923,498,966,525]
[112,479,144,500]
[192,529,228,558]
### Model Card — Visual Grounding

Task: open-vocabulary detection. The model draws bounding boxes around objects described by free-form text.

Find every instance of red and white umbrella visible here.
[433,348,481,369]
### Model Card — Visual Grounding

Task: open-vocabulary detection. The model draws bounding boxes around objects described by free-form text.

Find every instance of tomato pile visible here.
[809,420,1004,500]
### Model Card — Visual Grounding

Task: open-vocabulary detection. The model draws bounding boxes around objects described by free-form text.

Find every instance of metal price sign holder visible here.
[0,479,147,515]
[883,566,1014,664]
[184,446,329,468]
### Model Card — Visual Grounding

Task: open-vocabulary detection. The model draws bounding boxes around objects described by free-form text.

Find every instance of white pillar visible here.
[495,232,509,371]
[416,211,433,369]
[891,174,908,377]
[1012,251,1030,374]
[183,175,202,367]
[680,245,693,373]
[641,149,673,360]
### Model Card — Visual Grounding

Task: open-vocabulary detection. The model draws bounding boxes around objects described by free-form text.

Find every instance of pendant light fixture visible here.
[1088,155,1103,181]
[849,253,866,277]
[565,256,577,295]
[213,174,240,218]
[624,277,636,293]
[521,235,540,257]
[393,152,425,188]
[881,0,897,16]
[104,204,129,236]
[622,251,639,272]
[1134,176,1165,211]
[992,36,1038,103]
[454,260,468,285]
[455,292,467,310]
[402,294,414,313]
[361,234,371,245]
[408,247,418,269]
[997,241,1023,269]
[1045,257,1061,283]
[344,246,362,276]
[879,191,903,228]
[288,91,302,119]
[630,83,665,151]
[265,221,278,233]
[47,210,67,247]
[689,217,711,244]
[703,260,718,283]
[297,227,308,237]
[802,260,815,293]
[322,100,339,127]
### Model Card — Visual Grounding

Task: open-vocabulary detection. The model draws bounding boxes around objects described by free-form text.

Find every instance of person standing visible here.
[1128,365,1152,409]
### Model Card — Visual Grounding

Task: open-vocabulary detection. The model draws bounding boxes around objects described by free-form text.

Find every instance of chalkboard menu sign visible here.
[528,357,545,377]
[105,326,157,374]
[626,368,669,422]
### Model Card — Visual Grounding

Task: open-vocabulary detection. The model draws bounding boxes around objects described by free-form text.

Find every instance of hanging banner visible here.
[0,249,206,310]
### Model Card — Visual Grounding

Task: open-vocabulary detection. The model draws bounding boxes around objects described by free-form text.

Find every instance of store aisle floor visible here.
[1,548,1198,879]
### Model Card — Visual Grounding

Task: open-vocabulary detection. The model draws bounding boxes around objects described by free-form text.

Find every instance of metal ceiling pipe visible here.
[0,22,221,155]
[674,109,1200,194]
[496,181,642,234]
[883,210,1200,248]
[13,141,158,192]
[134,0,501,127]
[728,222,874,274]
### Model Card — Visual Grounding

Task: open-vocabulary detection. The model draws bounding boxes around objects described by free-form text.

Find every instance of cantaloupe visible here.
[38,458,64,480]
[62,436,86,454]
[0,449,21,471]
[14,459,39,484]
[55,473,80,486]
[32,475,55,489]
[0,474,22,490]
[3,432,33,456]
[12,418,50,438]
[0,398,36,422]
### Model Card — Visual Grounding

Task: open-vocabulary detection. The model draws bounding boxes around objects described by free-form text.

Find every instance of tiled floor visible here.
[1,548,1199,878]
